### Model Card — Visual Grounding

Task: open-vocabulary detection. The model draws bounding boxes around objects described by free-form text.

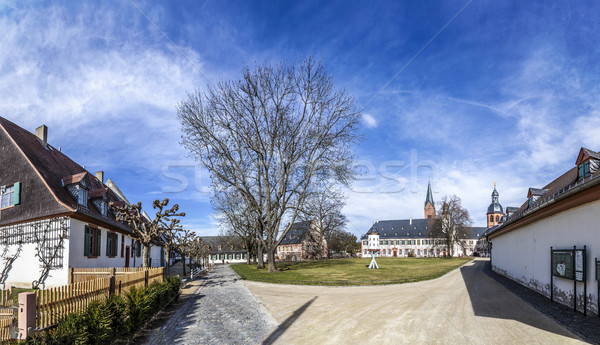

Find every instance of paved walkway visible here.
[246,259,588,344]
[146,265,277,344]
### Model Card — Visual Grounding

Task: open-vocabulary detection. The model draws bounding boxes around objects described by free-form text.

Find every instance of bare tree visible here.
[111,199,185,268]
[428,195,472,258]
[156,215,184,277]
[188,236,210,269]
[328,228,358,257]
[300,188,347,259]
[214,188,258,265]
[178,57,361,272]
[174,229,195,275]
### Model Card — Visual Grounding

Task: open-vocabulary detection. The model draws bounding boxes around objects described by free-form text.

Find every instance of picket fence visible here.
[69,267,148,284]
[0,267,164,339]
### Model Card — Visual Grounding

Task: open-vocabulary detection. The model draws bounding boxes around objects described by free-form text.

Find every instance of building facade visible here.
[276,220,327,261]
[487,147,600,315]
[0,117,163,287]
[202,236,248,265]
[360,182,487,258]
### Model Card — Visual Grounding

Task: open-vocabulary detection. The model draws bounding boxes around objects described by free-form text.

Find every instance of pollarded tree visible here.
[156,215,184,277]
[178,57,361,272]
[428,195,472,258]
[174,229,195,275]
[110,198,185,268]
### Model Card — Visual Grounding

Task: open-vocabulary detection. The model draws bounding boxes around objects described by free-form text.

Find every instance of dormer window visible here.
[99,200,107,216]
[78,186,88,206]
[579,161,590,180]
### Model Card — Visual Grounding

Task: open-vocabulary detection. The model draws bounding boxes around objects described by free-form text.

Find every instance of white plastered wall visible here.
[491,199,600,315]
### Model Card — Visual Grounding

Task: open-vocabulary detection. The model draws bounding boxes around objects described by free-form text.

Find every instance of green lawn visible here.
[230,257,472,286]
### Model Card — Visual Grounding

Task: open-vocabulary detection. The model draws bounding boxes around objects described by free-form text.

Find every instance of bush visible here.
[21,276,181,344]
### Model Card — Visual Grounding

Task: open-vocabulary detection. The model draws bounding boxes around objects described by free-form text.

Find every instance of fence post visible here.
[18,292,35,340]
[69,267,74,285]
[144,270,149,287]
[109,267,116,296]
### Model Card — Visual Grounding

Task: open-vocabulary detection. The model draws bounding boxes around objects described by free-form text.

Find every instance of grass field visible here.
[230,257,472,286]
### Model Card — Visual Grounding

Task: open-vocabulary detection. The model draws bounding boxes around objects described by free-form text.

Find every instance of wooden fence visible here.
[35,268,164,330]
[36,277,111,329]
[0,307,14,341]
[69,267,149,284]
[0,267,167,340]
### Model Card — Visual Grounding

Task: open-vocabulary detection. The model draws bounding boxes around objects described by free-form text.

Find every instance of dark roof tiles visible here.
[361,219,486,240]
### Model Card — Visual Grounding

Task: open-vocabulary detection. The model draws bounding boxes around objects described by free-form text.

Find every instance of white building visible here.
[360,182,487,258]
[0,118,164,288]
[488,147,600,315]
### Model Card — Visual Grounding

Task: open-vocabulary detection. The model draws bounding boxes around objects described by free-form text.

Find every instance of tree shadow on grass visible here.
[262,296,317,345]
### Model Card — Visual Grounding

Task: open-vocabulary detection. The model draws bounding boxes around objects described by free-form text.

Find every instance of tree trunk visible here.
[165,247,170,277]
[257,244,265,269]
[181,254,187,276]
[246,248,251,265]
[267,247,277,273]
[142,244,150,268]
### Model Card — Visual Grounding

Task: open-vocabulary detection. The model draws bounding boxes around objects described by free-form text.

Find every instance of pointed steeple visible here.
[424,179,435,219]
[425,179,434,208]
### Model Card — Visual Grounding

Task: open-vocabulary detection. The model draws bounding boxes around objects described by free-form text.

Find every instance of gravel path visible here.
[147,265,277,345]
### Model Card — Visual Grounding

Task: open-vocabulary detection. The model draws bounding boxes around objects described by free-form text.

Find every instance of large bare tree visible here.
[178,57,361,272]
[428,195,472,258]
[111,198,185,268]
[300,188,347,259]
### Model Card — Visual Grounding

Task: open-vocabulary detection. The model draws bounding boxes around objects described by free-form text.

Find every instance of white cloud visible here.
[362,113,378,128]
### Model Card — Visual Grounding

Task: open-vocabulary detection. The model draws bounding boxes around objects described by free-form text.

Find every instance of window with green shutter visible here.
[105,232,118,257]
[84,225,90,256]
[106,232,111,256]
[0,182,20,208]
[96,229,101,257]
[85,225,100,257]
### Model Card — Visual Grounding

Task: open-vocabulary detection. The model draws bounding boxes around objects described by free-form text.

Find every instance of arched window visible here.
[490,215,493,222]
[496,215,499,222]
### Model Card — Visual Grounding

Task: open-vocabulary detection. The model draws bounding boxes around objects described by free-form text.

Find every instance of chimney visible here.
[95,171,104,184]
[35,125,48,147]
[409,218,412,225]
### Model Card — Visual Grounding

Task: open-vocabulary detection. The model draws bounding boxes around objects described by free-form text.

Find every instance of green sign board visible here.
[552,250,574,280]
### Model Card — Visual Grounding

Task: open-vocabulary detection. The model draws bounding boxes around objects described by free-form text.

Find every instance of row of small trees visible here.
[110,199,209,276]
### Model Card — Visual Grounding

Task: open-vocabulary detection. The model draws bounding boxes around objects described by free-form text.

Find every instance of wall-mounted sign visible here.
[596,260,600,281]
[552,250,574,280]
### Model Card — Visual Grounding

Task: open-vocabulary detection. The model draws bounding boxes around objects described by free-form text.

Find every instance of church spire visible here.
[424,179,435,219]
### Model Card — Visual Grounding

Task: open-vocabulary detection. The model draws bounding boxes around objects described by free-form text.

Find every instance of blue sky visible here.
[1,0,599,236]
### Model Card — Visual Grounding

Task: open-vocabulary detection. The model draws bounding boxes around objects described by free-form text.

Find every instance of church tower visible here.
[486,182,504,228]
[424,180,435,219]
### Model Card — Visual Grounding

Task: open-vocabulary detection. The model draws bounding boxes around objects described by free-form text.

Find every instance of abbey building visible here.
[360,181,488,258]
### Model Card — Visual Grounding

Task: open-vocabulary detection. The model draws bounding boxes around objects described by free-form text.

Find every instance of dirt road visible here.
[247,259,585,344]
